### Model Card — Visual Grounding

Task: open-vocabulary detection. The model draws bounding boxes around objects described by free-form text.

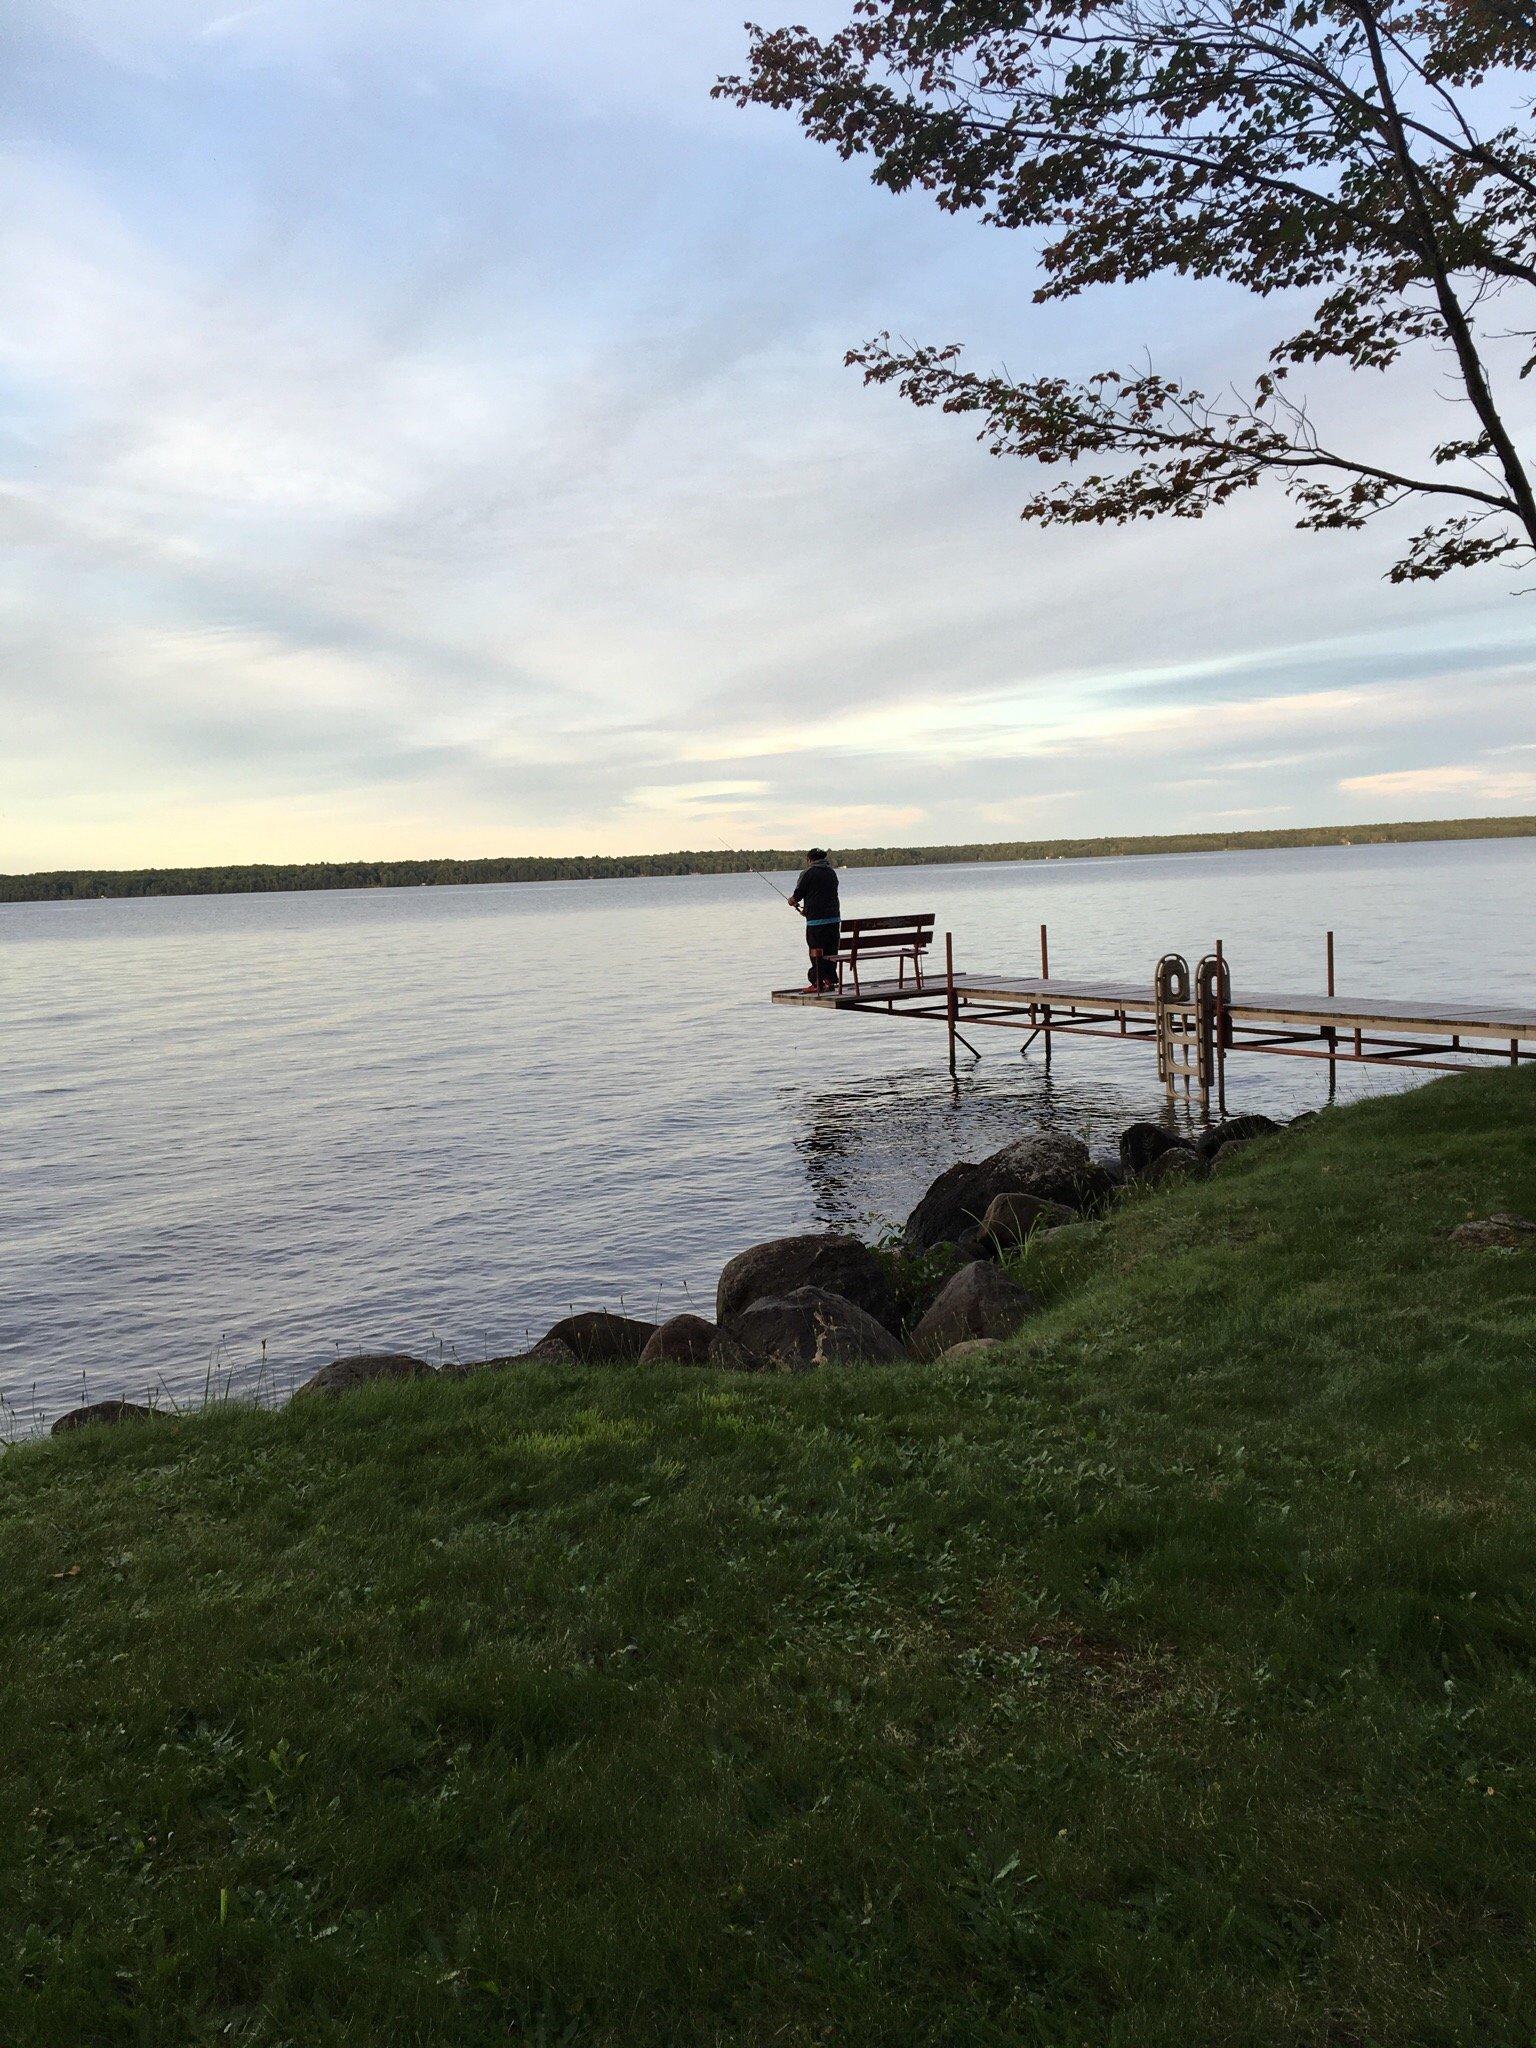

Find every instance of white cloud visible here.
[4,1,1536,869]
[681,679,1457,769]
[1339,764,1536,804]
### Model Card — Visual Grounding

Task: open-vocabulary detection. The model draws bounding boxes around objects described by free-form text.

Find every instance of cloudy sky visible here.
[3,0,1533,871]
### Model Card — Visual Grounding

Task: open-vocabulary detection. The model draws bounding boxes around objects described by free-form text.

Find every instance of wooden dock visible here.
[772,925,1536,1111]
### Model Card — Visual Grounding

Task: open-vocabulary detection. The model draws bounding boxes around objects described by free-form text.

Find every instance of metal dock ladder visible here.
[1156,951,1230,1110]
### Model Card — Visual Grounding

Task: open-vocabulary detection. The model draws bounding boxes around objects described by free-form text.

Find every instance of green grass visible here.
[3,1070,1535,2046]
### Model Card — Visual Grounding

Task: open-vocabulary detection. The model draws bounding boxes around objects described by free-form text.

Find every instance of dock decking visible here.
[772,944,1536,1109]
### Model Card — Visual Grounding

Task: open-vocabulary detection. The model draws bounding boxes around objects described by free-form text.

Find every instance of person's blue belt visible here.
[805,916,840,927]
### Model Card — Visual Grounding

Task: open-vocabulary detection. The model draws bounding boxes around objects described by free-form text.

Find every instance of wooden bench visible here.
[834,914,935,994]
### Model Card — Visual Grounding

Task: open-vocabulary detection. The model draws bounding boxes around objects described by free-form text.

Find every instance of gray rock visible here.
[951,1224,996,1264]
[293,1352,435,1400]
[724,1287,905,1372]
[905,1131,1111,1249]
[1119,1121,1195,1176]
[984,1133,1112,1213]
[895,1246,968,1330]
[440,1338,578,1377]
[716,1233,898,1330]
[706,1329,764,1372]
[1144,1147,1206,1187]
[542,1312,658,1362]
[1195,1114,1281,1162]
[50,1398,158,1436]
[904,1160,988,1253]
[638,1314,717,1365]
[911,1262,1036,1358]
[1288,1110,1320,1127]
[980,1190,1077,1247]
[938,1338,1006,1364]
[1450,1213,1536,1250]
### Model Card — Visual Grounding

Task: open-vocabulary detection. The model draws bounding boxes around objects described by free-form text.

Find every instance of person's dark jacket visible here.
[790,860,840,922]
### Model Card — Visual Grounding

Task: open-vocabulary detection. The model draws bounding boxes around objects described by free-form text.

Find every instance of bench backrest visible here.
[836,914,934,958]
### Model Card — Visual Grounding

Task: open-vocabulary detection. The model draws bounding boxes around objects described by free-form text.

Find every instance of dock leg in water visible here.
[945,931,958,1080]
[1040,922,1052,1069]
[1215,938,1228,1118]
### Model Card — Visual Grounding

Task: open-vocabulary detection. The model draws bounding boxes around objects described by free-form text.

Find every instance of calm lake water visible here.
[4,837,1532,1429]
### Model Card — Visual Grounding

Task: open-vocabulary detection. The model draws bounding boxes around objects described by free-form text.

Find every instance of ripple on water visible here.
[2,837,1532,1427]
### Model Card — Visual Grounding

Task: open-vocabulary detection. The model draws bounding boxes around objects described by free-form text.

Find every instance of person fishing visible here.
[788,847,841,992]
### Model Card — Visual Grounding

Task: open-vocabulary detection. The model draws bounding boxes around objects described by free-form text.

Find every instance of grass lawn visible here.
[3,1068,1535,2046]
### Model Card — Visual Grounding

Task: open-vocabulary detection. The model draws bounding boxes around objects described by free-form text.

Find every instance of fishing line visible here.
[743,863,791,902]
[703,834,794,903]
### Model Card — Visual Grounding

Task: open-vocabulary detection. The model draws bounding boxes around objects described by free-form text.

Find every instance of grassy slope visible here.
[2,1071,1535,2047]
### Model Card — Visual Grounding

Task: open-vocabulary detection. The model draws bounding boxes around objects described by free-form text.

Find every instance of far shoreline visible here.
[2,812,1532,906]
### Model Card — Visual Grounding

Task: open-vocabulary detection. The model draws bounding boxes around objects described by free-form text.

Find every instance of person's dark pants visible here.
[806,918,840,990]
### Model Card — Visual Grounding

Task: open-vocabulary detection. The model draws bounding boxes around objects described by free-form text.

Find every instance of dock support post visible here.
[945,931,958,1081]
[1215,938,1227,1118]
[1325,929,1337,1100]
[1040,922,1052,1069]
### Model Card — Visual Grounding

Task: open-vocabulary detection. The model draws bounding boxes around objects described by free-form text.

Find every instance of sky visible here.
[2,0,1534,872]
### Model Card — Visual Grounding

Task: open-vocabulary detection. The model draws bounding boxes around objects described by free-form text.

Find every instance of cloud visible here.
[1339,764,1536,804]
[628,780,771,813]
[3,1,1536,870]
[679,678,1470,770]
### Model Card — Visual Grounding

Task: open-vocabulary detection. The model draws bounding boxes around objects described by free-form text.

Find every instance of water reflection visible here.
[787,1052,1200,1237]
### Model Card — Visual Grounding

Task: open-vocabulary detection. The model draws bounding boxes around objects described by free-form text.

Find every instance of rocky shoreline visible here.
[49,1112,1312,1434]
[46,1110,1531,1435]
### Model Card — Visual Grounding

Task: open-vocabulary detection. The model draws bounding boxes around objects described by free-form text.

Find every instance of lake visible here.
[4,836,1532,1430]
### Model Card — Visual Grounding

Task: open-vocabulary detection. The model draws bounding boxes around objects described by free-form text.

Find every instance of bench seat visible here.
[832,913,935,993]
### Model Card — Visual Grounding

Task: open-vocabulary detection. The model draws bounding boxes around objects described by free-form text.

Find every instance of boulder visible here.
[1119,1122,1195,1176]
[724,1288,904,1372]
[952,1224,996,1265]
[984,1133,1112,1214]
[939,1338,1006,1364]
[1195,1114,1281,1163]
[911,1262,1036,1358]
[293,1352,435,1400]
[980,1190,1077,1248]
[638,1314,718,1365]
[895,1245,968,1329]
[542,1312,658,1363]
[716,1233,898,1331]
[1144,1147,1206,1187]
[1288,1110,1320,1127]
[904,1160,989,1252]
[441,1338,578,1377]
[707,1329,764,1372]
[50,1398,157,1436]
[1450,1213,1536,1250]
[1209,1139,1255,1174]
[905,1132,1111,1249]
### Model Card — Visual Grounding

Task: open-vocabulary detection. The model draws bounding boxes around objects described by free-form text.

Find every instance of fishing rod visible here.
[706,838,794,903]
[743,862,792,903]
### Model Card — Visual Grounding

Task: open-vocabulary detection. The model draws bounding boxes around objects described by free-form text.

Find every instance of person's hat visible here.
[806,847,828,860]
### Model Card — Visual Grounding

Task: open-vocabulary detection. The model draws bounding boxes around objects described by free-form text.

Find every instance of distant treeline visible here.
[3,814,1532,903]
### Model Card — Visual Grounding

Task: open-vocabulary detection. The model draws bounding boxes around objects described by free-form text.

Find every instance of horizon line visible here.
[4,813,1533,904]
